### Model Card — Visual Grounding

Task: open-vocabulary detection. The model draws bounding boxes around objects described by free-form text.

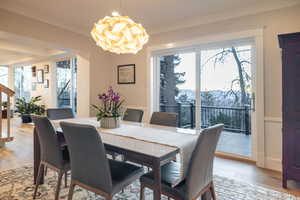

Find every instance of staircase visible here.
[0,83,15,147]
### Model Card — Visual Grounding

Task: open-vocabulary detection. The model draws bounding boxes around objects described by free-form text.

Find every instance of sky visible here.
[173,45,252,92]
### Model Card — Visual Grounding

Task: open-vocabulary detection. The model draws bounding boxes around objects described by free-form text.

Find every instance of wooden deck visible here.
[217,131,251,157]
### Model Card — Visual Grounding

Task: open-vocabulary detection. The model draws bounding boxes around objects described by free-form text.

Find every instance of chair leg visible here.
[140,184,145,200]
[65,171,68,187]
[33,163,44,199]
[55,170,64,200]
[210,184,217,200]
[68,181,76,200]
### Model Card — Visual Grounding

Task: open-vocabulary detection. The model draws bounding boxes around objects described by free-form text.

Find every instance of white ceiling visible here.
[1,0,299,36]
[0,32,66,65]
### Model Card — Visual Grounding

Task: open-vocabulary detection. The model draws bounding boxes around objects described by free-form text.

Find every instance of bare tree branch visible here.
[240,60,251,65]
[201,49,232,68]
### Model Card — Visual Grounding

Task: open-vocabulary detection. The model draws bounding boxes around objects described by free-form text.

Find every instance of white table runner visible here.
[52,117,199,186]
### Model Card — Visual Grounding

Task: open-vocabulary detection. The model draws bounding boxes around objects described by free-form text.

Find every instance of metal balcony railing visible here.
[160,103,251,135]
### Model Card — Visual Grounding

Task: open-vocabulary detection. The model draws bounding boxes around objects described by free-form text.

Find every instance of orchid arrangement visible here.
[91,87,124,121]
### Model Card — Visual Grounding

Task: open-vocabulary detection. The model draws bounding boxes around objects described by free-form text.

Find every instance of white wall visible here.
[30,61,57,108]
[0,8,112,116]
[76,55,90,117]
[11,56,92,117]
[108,5,300,171]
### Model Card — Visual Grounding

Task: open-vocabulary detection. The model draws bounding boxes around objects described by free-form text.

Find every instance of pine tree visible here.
[160,55,185,107]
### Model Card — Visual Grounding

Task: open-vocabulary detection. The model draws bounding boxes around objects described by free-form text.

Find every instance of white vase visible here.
[100,117,120,129]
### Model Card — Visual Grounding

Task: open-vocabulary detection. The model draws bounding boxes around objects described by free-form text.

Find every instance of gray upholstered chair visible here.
[150,112,178,127]
[32,117,70,200]
[123,108,144,122]
[45,108,74,175]
[140,124,224,200]
[109,108,144,161]
[46,108,75,120]
[60,122,144,200]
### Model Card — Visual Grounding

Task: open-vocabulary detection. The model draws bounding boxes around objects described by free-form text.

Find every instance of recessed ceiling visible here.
[1,0,299,36]
[0,32,67,65]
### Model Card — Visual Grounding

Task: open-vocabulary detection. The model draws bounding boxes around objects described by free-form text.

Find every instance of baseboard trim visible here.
[216,152,282,172]
[215,152,256,164]
[265,157,282,172]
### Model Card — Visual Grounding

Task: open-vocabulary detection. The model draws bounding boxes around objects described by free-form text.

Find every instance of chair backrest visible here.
[46,108,74,120]
[185,124,224,199]
[123,108,144,122]
[60,122,113,193]
[150,112,178,127]
[32,116,65,168]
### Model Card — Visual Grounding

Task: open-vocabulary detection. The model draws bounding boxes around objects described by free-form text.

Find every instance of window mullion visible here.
[195,50,201,129]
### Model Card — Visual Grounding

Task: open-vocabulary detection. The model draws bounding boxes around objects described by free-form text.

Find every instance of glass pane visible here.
[200,45,252,157]
[14,66,32,101]
[0,66,8,102]
[0,66,8,86]
[57,60,71,108]
[159,53,196,128]
[56,58,77,112]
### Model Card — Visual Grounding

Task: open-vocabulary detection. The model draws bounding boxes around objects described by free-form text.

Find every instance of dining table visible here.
[33,117,202,200]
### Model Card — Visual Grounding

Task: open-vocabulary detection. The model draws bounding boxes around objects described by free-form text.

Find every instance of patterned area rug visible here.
[0,166,298,200]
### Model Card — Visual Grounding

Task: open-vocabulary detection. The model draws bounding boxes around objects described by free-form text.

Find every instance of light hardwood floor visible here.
[1,118,300,196]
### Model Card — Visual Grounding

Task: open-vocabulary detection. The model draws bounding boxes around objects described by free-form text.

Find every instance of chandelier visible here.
[91,11,149,54]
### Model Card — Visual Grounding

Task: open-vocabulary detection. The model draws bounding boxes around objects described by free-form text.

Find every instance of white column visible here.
[8,65,14,107]
[49,61,57,108]
[8,65,14,90]
[76,55,90,117]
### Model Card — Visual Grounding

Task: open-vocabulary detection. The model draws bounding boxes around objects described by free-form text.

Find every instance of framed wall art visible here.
[117,64,136,84]
[44,64,50,73]
[37,69,44,83]
[32,66,37,77]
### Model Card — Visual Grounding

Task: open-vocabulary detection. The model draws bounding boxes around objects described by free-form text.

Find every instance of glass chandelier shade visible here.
[91,14,149,54]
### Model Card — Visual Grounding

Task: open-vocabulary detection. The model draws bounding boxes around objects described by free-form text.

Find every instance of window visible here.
[152,38,255,158]
[14,66,32,101]
[0,65,9,102]
[159,53,196,128]
[56,57,77,112]
[0,66,8,86]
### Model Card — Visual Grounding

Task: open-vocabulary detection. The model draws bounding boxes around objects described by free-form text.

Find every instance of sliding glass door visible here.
[153,40,255,158]
[56,57,77,112]
[200,45,253,157]
[158,53,196,128]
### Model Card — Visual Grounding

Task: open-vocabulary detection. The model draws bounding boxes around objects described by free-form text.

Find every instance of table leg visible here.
[34,127,44,184]
[153,159,161,200]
